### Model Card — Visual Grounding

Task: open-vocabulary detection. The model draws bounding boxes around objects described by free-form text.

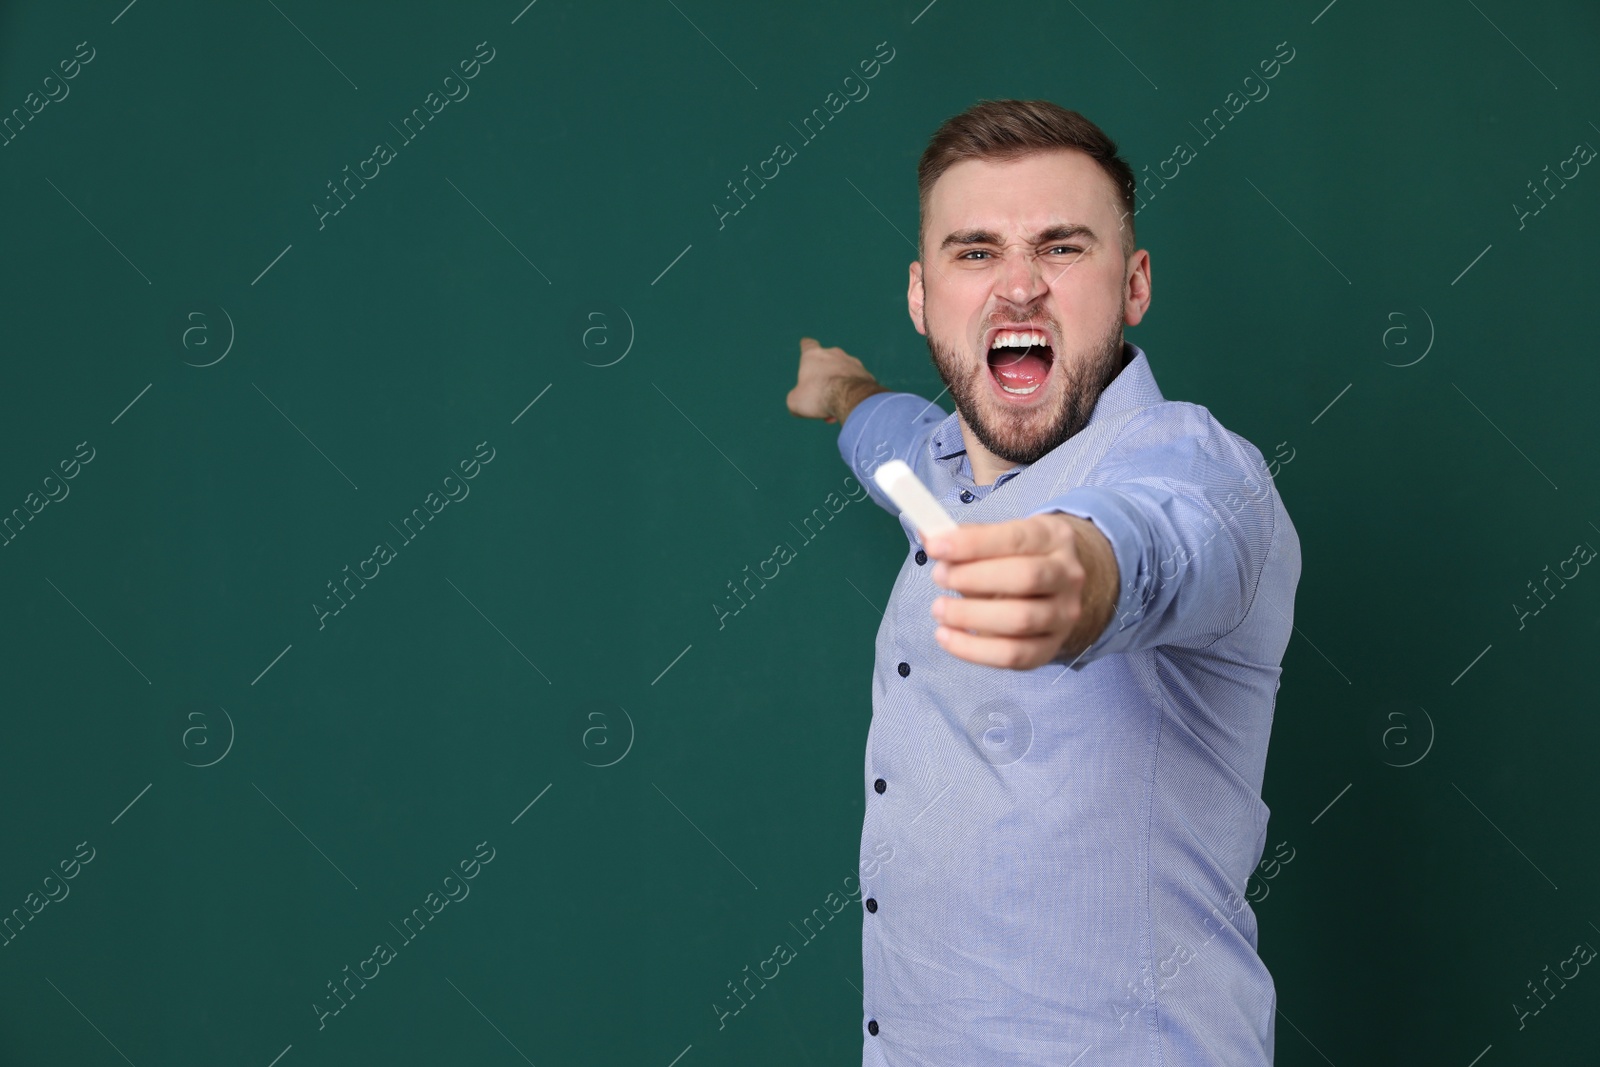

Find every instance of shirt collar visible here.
[927,340,1164,480]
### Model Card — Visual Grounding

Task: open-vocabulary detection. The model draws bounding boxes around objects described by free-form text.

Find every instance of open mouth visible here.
[985,327,1054,400]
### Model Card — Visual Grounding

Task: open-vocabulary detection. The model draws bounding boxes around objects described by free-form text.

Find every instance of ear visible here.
[908,260,927,336]
[1123,248,1152,328]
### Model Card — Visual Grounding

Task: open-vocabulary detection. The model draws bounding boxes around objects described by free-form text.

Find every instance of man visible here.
[786,99,1301,1066]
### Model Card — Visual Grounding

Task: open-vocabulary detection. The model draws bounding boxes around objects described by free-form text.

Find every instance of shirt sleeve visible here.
[1028,403,1278,670]
[837,391,948,514]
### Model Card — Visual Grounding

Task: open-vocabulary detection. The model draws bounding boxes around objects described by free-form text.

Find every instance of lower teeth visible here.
[1000,382,1040,395]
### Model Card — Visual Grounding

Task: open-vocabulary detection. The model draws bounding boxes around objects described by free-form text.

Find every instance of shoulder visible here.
[1098,400,1271,486]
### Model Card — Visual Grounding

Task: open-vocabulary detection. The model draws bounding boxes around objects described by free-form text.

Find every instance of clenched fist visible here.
[787,336,889,424]
[925,512,1120,671]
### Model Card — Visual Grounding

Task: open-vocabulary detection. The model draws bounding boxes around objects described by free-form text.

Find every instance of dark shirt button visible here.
[959,489,973,503]
[867,1020,879,1036]
[865,897,878,913]
[914,549,927,565]
[897,662,910,678]
[874,778,886,794]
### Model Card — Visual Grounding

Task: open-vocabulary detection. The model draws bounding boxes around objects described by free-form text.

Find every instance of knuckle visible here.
[1052,559,1073,591]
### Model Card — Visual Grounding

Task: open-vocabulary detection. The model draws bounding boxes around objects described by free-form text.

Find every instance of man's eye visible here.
[957,247,1080,260]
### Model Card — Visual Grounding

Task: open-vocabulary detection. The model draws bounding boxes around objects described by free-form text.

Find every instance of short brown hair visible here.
[916,99,1137,260]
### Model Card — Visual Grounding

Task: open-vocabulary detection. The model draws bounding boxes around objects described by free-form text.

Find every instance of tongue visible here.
[990,348,1051,388]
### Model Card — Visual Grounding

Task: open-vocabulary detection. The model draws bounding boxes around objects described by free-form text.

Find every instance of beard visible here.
[924,307,1129,467]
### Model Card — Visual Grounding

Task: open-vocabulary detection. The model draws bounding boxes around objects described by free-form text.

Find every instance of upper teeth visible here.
[992,330,1048,348]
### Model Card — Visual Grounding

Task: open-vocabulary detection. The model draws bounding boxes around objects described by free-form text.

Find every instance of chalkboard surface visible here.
[2,1,1597,1064]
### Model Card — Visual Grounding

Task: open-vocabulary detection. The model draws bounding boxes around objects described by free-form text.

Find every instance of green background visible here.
[1,0,1596,1063]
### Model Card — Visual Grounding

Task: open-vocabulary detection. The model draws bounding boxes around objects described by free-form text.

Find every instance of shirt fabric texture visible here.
[836,341,1301,1067]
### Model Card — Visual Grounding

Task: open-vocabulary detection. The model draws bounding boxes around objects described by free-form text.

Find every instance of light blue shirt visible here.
[837,341,1301,1066]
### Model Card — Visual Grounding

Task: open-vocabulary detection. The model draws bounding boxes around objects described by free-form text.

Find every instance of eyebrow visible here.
[939,223,1098,252]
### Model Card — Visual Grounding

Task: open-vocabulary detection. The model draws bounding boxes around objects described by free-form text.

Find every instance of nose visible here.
[996,245,1049,307]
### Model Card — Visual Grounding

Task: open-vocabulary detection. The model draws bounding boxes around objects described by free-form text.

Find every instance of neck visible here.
[962,424,1013,487]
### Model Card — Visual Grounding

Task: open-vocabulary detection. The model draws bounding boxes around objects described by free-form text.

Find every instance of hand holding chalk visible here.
[872,460,957,544]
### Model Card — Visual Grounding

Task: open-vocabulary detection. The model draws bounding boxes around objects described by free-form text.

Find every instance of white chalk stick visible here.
[872,459,958,539]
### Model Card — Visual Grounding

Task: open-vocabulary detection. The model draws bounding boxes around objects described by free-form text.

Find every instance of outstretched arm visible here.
[1025,405,1278,669]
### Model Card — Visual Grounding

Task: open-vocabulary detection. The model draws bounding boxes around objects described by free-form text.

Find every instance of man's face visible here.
[909,148,1151,471]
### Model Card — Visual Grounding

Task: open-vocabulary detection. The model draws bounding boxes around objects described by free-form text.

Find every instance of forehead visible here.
[926,148,1119,236]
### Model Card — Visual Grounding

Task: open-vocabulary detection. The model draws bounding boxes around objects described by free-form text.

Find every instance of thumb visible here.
[799,336,822,353]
